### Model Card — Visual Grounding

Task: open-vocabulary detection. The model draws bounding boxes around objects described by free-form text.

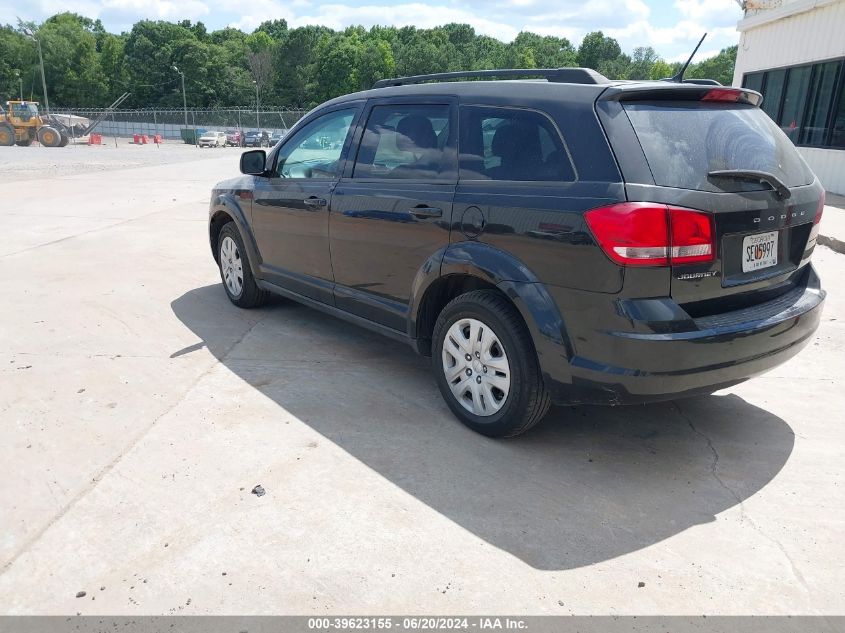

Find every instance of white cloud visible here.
[674,0,742,26]
[226,0,294,32]
[288,3,520,40]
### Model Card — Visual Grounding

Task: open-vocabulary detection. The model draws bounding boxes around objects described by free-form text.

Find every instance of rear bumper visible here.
[545,267,825,405]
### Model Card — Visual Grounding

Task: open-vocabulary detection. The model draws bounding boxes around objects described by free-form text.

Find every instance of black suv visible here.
[209,68,825,437]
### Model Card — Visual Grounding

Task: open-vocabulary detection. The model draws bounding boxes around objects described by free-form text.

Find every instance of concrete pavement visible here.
[819,192,845,254]
[1,146,843,615]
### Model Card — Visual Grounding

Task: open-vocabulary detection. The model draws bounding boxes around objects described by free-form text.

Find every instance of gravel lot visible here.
[0,140,230,182]
[0,148,843,615]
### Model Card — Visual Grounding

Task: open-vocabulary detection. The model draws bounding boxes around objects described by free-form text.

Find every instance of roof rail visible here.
[372,67,610,89]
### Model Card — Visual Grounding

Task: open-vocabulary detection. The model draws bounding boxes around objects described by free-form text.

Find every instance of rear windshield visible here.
[623,101,813,192]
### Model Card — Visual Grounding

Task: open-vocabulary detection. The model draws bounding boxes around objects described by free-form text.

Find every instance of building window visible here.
[743,72,764,94]
[830,72,845,148]
[743,58,845,149]
[761,69,786,121]
[780,65,812,143]
[802,61,842,146]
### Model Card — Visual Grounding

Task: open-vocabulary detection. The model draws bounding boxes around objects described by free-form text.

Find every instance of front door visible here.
[252,105,361,303]
[329,100,457,331]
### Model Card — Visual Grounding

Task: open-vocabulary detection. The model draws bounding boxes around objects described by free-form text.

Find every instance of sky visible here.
[8,0,744,61]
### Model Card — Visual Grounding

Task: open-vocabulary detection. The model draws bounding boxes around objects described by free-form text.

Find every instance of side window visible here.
[459,106,576,182]
[276,108,356,179]
[353,104,455,180]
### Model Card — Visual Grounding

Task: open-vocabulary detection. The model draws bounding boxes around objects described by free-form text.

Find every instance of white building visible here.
[733,0,845,194]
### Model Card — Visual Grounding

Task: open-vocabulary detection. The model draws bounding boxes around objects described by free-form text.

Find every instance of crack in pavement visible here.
[0,310,271,576]
[673,401,810,596]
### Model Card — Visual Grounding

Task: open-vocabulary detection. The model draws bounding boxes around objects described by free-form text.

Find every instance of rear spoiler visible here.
[598,84,762,107]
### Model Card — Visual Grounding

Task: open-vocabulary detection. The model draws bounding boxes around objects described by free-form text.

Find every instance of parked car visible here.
[269,130,286,146]
[225,129,242,147]
[243,130,269,147]
[198,130,226,148]
[208,68,826,438]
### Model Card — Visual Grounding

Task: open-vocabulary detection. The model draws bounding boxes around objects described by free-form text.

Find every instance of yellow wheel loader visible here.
[0,100,68,147]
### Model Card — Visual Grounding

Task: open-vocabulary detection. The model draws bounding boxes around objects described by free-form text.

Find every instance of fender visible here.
[209,191,262,279]
[408,241,573,373]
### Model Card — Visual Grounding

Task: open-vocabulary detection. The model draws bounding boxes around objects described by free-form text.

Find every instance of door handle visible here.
[304,197,327,208]
[410,206,442,218]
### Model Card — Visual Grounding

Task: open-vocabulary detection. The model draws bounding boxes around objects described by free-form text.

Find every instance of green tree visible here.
[577,31,621,70]
[0,14,738,108]
[0,26,32,101]
[627,46,660,80]
[256,19,288,42]
[356,39,395,90]
[687,45,738,86]
[38,13,109,106]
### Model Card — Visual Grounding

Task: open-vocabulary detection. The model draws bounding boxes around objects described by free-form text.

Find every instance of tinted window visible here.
[459,106,575,181]
[801,61,841,146]
[276,108,355,179]
[742,72,764,94]
[761,69,786,121]
[779,65,812,142]
[833,81,845,148]
[623,101,813,192]
[353,104,454,179]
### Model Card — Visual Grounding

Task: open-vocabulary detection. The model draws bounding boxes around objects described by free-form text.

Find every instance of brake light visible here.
[701,88,743,102]
[670,208,714,264]
[815,191,825,224]
[585,203,714,267]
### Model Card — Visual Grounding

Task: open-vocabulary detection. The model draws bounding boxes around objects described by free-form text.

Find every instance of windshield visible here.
[11,103,39,117]
[623,101,813,192]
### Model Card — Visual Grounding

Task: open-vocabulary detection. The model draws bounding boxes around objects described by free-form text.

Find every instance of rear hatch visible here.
[597,84,824,316]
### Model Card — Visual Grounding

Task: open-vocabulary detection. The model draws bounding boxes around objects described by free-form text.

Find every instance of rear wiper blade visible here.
[708,169,791,199]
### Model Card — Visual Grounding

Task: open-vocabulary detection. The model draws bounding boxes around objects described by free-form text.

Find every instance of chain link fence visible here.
[51,107,309,142]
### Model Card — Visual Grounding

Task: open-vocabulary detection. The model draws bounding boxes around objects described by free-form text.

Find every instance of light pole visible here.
[13,70,22,101]
[253,80,260,130]
[173,65,188,135]
[22,29,49,116]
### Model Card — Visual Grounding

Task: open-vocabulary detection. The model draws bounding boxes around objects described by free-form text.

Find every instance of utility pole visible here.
[254,80,260,130]
[22,29,49,116]
[14,70,22,101]
[173,65,188,140]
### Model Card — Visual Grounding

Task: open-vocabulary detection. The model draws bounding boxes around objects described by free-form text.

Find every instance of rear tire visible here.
[217,222,267,308]
[0,124,14,146]
[37,126,62,147]
[432,290,551,438]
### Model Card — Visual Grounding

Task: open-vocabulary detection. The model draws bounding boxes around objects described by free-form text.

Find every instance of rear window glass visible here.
[459,106,576,182]
[623,101,813,192]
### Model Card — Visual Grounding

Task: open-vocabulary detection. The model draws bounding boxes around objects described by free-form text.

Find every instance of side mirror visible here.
[240,150,267,175]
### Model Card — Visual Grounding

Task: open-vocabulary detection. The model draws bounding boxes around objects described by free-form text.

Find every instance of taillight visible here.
[815,191,825,225]
[585,203,714,267]
[670,208,714,264]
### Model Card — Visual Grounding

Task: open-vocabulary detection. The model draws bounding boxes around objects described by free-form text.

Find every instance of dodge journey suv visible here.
[208,68,825,437]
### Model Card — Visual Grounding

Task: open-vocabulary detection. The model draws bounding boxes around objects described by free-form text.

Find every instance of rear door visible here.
[599,88,823,310]
[329,98,457,331]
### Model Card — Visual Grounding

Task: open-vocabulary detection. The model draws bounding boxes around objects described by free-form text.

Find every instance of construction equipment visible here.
[0,92,130,148]
[0,100,65,147]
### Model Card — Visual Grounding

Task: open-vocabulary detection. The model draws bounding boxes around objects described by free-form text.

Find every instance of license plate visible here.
[742,231,778,273]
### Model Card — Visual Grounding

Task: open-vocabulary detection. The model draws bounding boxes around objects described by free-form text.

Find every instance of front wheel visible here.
[432,290,550,438]
[0,124,15,146]
[217,222,267,308]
